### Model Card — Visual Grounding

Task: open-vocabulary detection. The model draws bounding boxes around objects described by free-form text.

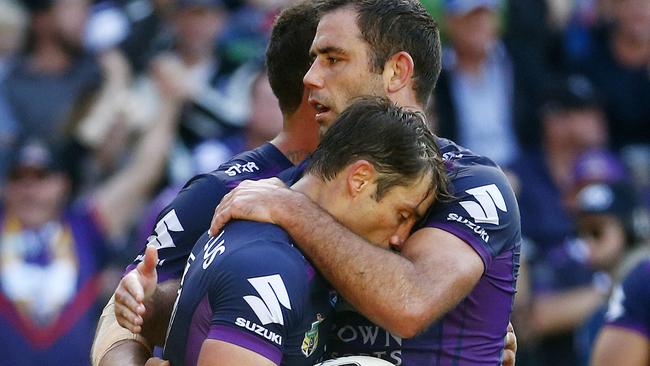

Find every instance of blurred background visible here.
[0,0,647,365]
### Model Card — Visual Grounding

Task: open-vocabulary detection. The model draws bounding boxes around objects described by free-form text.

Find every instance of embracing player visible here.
[93,1,519,365]
[163,97,446,366]
[210,0,521,364]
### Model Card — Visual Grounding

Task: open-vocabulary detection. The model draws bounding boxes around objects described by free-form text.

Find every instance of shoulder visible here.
[208,143,292,188]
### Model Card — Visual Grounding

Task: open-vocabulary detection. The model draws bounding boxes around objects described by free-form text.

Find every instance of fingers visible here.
[114,300,143,333]
[139,245,159,278]
[501,349,516,366]
[114,275,146,332]
[505,323,517,353]
[145,357,170,366]
[209,191,235,236]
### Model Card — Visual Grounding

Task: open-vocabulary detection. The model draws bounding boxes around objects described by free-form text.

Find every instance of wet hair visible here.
[265,1,318,115]
[307,96,449,201]
[314,0,442,106]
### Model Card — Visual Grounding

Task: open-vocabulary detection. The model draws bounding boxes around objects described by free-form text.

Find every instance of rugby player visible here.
[163,97,445,366]
[209,0,521,364]
[91,3,321,365]
[94,1,519,365]
[591,259,650,366]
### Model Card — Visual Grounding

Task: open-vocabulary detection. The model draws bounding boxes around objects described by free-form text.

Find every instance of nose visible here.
[303,61,323,89]
[392,222,414,247]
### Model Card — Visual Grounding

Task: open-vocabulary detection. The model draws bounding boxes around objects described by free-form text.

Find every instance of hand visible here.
[144,357,170,366]
[115,246,159,333]
[209,178,292,236]
[502,322,517,366]
[150,54,193,102]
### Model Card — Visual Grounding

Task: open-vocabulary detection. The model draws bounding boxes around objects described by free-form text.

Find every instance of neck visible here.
[612,29,650,68]
[544,140,579,191]
[270,105,319,165]
[455,47,488,75]
[180,50,212,67]
[31,41,71,73]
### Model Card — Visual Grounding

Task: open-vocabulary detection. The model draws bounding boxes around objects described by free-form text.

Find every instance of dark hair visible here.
[314,0,441,106]
[265,1,318,116]
[307,96,449,201]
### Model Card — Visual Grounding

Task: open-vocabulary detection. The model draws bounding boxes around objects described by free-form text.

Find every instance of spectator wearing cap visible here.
[432,0,521,166]
[3,0,102,145]
[573,182,650,365]
[0,89,179,366]
[570,0,650,150]
[508,74,609,366]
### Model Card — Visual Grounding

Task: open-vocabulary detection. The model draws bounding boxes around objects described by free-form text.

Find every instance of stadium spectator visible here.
[508,74,608,366]
[509,75,607,256]
[570,0,650,150]
[0,79,180,365]
[4,0,102,144]
[572,181,650,365]
[591,258,650,366]
[433,0,520,166]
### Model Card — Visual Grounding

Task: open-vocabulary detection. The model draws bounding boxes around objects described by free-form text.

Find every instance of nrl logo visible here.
[301,314,325,357]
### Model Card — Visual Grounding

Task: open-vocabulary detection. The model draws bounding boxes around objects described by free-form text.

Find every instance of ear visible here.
[345,160,377,198]
[382,51,415,94]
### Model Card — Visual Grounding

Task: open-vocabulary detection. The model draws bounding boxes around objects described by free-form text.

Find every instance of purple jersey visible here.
[327,138,521,365]
[603,259,650,340]
[163,222,334,365]
[126,143,293,281]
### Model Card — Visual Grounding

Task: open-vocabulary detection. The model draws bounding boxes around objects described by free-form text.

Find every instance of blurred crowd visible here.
[0,0,647,365]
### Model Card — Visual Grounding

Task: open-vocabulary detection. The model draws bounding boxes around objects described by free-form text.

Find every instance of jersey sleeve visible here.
[603,260,650,340]
[421,164,521,270]
[205,242,308,365]
[125,174,229,281]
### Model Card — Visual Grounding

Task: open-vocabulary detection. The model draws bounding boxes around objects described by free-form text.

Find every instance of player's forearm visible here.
[99,340,151,366]
[271,195,439,337]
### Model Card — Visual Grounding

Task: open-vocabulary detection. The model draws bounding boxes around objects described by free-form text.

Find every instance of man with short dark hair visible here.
[211,0,521,364]
[163,97,443,366]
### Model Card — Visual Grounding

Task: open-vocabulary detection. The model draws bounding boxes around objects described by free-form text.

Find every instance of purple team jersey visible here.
[327,138,521,365]
[163,222,334,365]
[126,142,293,281]
[603,259,650,340]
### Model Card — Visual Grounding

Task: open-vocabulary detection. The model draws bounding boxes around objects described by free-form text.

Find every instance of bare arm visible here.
[591,327,649,366]
[210,180,484,338]
[93,99,180,237]
[528,287,605,337]
[197,340,277,366]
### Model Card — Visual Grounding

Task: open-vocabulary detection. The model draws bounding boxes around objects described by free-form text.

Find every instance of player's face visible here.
[304,7,386,135]
[343,172,434,248]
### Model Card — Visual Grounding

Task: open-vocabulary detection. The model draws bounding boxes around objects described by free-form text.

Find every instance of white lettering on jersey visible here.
[244,274,292,326]
[203,231,226,269]
[147,210,184,249]
[605,285,626,322]
[459,184,507,225]
[235,317,283,345]
[225,162,260,177]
